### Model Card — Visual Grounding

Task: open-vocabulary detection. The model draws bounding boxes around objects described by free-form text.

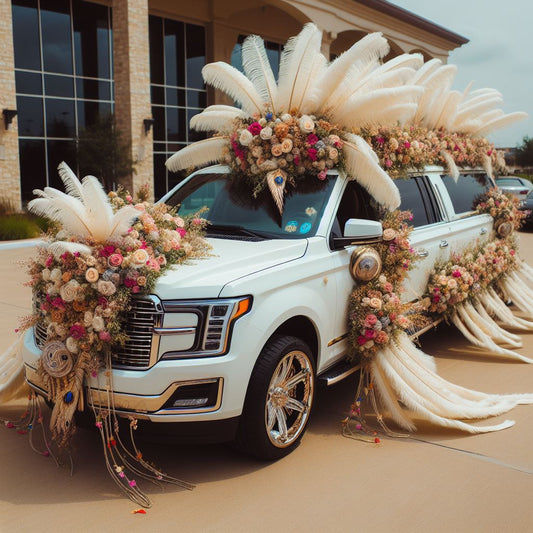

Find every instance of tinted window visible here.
[395,178,434,227]
[441,173,491,214]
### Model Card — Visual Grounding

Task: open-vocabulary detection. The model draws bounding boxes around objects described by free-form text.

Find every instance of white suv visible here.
[23,165,493,459]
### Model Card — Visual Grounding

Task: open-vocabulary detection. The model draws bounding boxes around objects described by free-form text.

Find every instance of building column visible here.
[112,0,153,198]
[0,1,21,211]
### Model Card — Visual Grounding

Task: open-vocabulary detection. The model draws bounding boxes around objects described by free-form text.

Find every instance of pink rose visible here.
[99,331,112,342]
[108,253,123,267]
[356,335,367,346]
[69,324,86,340]
[307,134,319,145]
[363,314,378,328]
[247,122,262,135]
[307,148,318,161]
[364,329,376,340]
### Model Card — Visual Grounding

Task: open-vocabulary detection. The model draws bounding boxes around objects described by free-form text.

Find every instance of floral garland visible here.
[424,238,519,316]
[347,210,420,360]
[221,113,344,197]
[475,186,525,234]
[360,125,506,179]
[23,189,209,446]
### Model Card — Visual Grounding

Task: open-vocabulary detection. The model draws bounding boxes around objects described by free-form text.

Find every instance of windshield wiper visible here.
[207,224,276,239]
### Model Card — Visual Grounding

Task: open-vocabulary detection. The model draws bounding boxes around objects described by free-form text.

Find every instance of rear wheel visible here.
[236,335,315,460]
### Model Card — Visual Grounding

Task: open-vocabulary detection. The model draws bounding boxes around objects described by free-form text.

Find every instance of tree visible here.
[76,113,136,192]
[515,136,533,167]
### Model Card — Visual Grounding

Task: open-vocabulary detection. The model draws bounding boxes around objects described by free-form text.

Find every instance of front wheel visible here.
[235,335,315,460]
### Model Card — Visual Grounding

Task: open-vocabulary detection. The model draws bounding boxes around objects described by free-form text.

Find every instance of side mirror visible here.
[333,218,383,248]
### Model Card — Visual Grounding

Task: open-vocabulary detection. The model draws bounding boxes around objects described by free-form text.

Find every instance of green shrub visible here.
[0,214,42,240]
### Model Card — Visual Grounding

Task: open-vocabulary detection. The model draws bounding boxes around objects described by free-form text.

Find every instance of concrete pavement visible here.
[1,235,532,532]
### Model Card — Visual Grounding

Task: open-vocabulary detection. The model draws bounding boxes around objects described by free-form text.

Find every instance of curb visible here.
[0,239,44,251]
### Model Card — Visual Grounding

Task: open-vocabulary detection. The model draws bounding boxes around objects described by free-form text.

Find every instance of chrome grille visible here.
[34,321,48,349]
[112,298,161,369]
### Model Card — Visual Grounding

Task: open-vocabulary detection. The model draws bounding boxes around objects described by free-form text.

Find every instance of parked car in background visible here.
[495,177,533,204]
[519,189,533,227]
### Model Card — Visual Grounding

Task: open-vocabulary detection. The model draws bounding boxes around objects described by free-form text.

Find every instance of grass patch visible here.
[0,213,42,240]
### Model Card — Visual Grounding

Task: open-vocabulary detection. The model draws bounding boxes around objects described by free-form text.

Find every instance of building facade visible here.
[1,0,467,209]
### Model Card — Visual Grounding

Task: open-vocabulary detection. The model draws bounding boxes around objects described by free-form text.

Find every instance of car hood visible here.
[154,237,308,299]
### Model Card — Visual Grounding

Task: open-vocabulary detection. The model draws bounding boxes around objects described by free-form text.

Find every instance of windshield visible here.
[164,171,337,240]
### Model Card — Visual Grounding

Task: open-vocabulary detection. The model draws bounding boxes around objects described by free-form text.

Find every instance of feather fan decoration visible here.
[165,136,230,172]
[28,163,139,251]
[0,336,28,403]
[190,106,246,133]
[342,133,401,210]
[242,34,279,112]
[201,62,264,116]
[277,23,323,113]
[472,111,528,138]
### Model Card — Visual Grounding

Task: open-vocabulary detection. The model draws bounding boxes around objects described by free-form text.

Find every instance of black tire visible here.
[235,335,315,460]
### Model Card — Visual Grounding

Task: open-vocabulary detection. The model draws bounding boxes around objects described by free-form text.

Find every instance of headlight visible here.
[350,247,382,281]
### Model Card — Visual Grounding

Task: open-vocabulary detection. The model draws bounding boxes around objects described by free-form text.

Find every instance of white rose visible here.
[83,311,94,327]
[42,268,51,281]
[65,336,79,354]
[59,279,80,302]
[281,114,292,123]
[259,126,272,140]
[55,324,67,338]
[50,268,62,282]
[97,280,116,297]
[239,129,253,146]
[299,115,315,133]
[131,248,149,267]
[92,316,106,332]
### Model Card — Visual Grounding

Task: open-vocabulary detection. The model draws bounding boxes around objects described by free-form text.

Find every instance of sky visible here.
[391,0,532,148]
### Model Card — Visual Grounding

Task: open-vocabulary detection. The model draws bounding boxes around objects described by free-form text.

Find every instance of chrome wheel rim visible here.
[265,350,314,448]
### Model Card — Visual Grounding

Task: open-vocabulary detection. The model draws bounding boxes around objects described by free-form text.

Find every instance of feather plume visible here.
[482,153,493,180]
[266,169,287,214]
[440,150,459,181]
[310,32,389,111]
[472,111,528,137]
[434,90,463,130]
[80,175,115,241]
[342,133,400,210]
[452,96,504,128]
[277,23,323,113]
[242,34,278,112]
[190,109,244,133]
[202,62,263,116]
[410,58,442,85]
[299,53,328,113]
[0,336,28,403]
[48,240,93,258]
[165,136,230,172]
[57,162,83,199]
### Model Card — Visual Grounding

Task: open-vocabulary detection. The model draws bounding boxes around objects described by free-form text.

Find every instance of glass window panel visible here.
[45,98,75,137]
[17,95,44,137]
[41,0,73,74]
[153,153,168,200]
[77,100,111,129]
[166,107,186,142]
[45,74,74,97]
[152,106,166,141]
[186,24,205,89]
[265,41,281,79]
[12,0,41,70]
[151,85,165,105]
[164,19,185,87]
[19,139,46,204]
[165,88,186,107]
[15,71,42,96]
[187,109,206,143]
[47,140,76,190]
[230,43,243,73]
[441,173,491,214]
[187,90,206,109]
[153,142,167,153]
[395,178,430,227]
[149,16,164,85]
[73,1,110,78]
[167,143,183,152]
[76,78,111,100]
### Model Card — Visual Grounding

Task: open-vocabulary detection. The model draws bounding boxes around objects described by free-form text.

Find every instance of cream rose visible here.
[131,248,150,267]
[50,268,62,282]
[328,147,339,160]
[83,311,94,327]
[85,267,99,283]
[259,126,272,140]
[66,336,79,354]
[97,280,116,297]
[369,298,382,310]
[59,279,80,302]
[85,255,97,266]
[271,144,283,157]
[382,228,397,241]
[281,139,293,153]
[91,316,106,332]
[42,268,51,281]
[239,129,253,146]
[299,115,315,133]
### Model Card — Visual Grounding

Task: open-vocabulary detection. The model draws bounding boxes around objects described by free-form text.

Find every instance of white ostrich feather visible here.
[0,335,28,403]
[57,162,83,199]
[190,109,244,133]
[342,133,401,210]
[277,23,323,113]
[310,32,389,111]
[165,136,230,172]
[48,240,93,258]
[299,53,328,113]
[242,34,279,112]
[452,95,504,128]
[434,90,463,130]
[80,175,115,241]
[375,53,424,74]
[410,58,442,85]
[472,111,528,137]
[481,153,494,180]
[440,150,459,181]
[202,62,264,116]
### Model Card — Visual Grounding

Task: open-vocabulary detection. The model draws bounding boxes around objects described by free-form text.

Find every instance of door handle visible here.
[416,248,429,257]
[480,228,488,235]
[439,240,449,248]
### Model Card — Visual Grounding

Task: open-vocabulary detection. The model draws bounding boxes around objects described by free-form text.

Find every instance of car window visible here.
[395,177,440,227]
[441,173,491,215]
[496,178,523,187]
